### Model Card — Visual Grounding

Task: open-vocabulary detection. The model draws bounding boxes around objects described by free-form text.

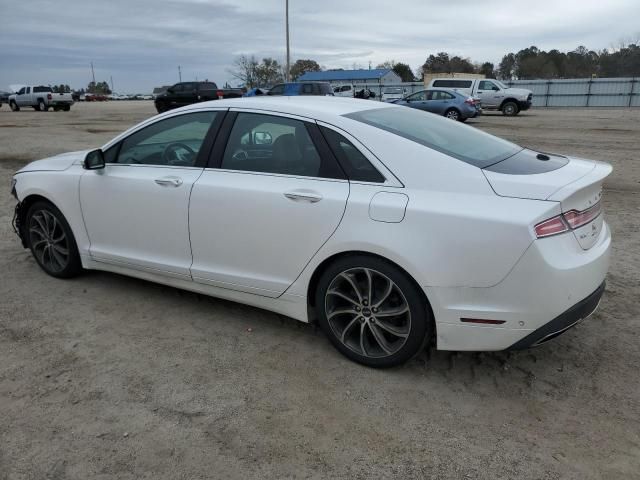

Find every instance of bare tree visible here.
[228,55,259,88]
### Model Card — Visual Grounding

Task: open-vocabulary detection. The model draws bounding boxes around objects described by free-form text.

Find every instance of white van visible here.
[427,78,532,115]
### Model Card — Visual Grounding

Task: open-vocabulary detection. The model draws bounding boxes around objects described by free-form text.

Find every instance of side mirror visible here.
[493,86,500,91]
[253,131,273,145]
[84,149,105,170]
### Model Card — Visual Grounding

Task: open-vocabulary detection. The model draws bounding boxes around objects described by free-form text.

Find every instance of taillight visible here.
[47,93,52,100]
[216,90,224,98]
[464,97,474,105]
[563,202,601,229]
[534,202,602,238]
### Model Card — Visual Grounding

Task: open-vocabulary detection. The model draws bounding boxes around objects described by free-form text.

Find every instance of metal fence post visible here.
[629,78,636,107]
[586,78,593,107]
[545,80,551,107]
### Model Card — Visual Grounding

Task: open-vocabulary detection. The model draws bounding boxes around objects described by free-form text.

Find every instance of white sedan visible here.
[10,97,611,367]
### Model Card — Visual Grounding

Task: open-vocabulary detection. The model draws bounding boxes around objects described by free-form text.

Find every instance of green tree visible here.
[479,62,495,78]
[255,58,284,87]
[290,59,321,80]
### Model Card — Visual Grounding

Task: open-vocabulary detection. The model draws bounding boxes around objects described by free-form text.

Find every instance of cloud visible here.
[1,0,638,92]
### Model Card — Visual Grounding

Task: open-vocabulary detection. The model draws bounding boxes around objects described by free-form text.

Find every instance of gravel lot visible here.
[1,102,639,479]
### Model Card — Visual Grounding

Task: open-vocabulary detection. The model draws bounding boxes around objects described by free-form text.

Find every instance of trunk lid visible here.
[483,150,612,249]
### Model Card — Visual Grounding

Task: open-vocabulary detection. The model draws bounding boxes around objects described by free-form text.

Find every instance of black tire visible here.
[444,108,461,121]
[53,106,61,112]
[501,101,519,116]
[26,201,82,278]
[155,102,168,113]
[63,105,71,112]
[37,99,47,112]
[315,255,432,368]
[10,101,19,112]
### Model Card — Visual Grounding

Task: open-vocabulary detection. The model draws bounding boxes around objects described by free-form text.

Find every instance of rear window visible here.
[344,107,522,168]
[432,80,472,88]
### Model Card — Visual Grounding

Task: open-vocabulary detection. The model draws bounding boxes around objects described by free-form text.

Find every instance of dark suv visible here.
[267,82,334,96]
[154,81,244,113]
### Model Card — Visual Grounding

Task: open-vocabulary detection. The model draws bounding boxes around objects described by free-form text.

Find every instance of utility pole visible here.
[110,75,114,93]
[178,65,182,82]
[90,61,96,85]
[285,0,290,82]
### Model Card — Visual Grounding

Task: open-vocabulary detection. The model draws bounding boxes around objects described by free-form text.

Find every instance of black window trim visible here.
[207,110,347,181]
[103,109,227,168]
[315,120,402,186]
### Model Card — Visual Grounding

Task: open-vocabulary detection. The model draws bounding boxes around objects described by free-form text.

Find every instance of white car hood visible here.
[16,150,89,173]
[506,87,531,97]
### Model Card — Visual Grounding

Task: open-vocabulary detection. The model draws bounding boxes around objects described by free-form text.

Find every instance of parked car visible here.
[243,87,269,97]
[333,84,375,99]
[267,82,333,96]
[427,78,532,116]
[391,88,481,122]
[10,97,611,368]
[0,90,11,108]
[9,86,74,112]
[154,81,244,113]
[381,87,407,102]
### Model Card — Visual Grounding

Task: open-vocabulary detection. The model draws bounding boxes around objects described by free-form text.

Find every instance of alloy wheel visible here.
[28,209,70,273]
[324,268,411,359]
[446,110,459,120]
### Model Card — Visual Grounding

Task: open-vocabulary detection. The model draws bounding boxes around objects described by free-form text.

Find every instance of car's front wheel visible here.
[10,101,19,111]
[502,101,519,116]
[316,255,432,368]
[26,201,82,278]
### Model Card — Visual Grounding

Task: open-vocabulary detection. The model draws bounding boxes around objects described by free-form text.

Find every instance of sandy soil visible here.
[0,102,639,479]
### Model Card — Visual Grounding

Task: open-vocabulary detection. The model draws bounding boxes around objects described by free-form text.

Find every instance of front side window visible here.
[479,80,498,91]
[17,87,25,95]
[345,107,522,168]
[407,91,427,101]
[221,113,342,178]
[114,111,217,166]
[268,84,285,95]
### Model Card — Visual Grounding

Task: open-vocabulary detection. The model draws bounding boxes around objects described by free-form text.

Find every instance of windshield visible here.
[344,107,522,168]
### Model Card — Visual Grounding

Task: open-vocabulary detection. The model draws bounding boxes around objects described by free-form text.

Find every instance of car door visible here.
[189,110,349,297]
[427,90,454,114]
[79,110,223,278]
[477,80,503,108]
[16,87,28,106]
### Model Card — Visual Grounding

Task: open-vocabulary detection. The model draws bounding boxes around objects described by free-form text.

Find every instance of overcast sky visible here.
[2,0,639,93]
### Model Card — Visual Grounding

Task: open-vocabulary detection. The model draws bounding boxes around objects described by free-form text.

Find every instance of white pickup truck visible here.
[427,78,532,116]
[9,85,74,112]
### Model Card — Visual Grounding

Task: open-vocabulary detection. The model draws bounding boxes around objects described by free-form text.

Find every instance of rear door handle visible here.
[155,176,183,187]
[284,191,322,203]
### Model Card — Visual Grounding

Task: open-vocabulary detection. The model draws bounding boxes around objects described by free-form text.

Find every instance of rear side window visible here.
[320,127,385,183]
[221,113,344,179]
[318,83,333,95]
[302,84,314,94]
[344,107,522,168]
[34,86,52,93]
[201,82,218,90]
[432,80,472,88]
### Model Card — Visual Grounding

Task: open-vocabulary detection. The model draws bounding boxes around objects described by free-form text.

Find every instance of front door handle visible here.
[284,191,322,203]
[155,176,183,187]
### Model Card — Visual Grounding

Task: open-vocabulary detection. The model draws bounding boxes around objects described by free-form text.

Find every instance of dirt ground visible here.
[0,102,638,479]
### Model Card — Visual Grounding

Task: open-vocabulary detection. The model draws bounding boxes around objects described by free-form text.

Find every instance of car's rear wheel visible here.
[444,108,461,121]
[63,105,71,112]
[155,103,168,113]
[26,201,82,278]
[38,100,48,112]
[10,101,19,111]
[315,255,432,368]
[502,101,519,116]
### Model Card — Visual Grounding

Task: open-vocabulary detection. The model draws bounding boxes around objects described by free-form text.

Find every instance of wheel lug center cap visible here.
[362,307,372,317]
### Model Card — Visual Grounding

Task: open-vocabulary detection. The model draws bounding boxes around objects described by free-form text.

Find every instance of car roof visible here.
[176,96,396,122]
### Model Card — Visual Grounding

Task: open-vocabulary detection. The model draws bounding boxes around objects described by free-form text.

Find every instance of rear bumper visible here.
[508,281,605,350]
[428,220,610,351]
